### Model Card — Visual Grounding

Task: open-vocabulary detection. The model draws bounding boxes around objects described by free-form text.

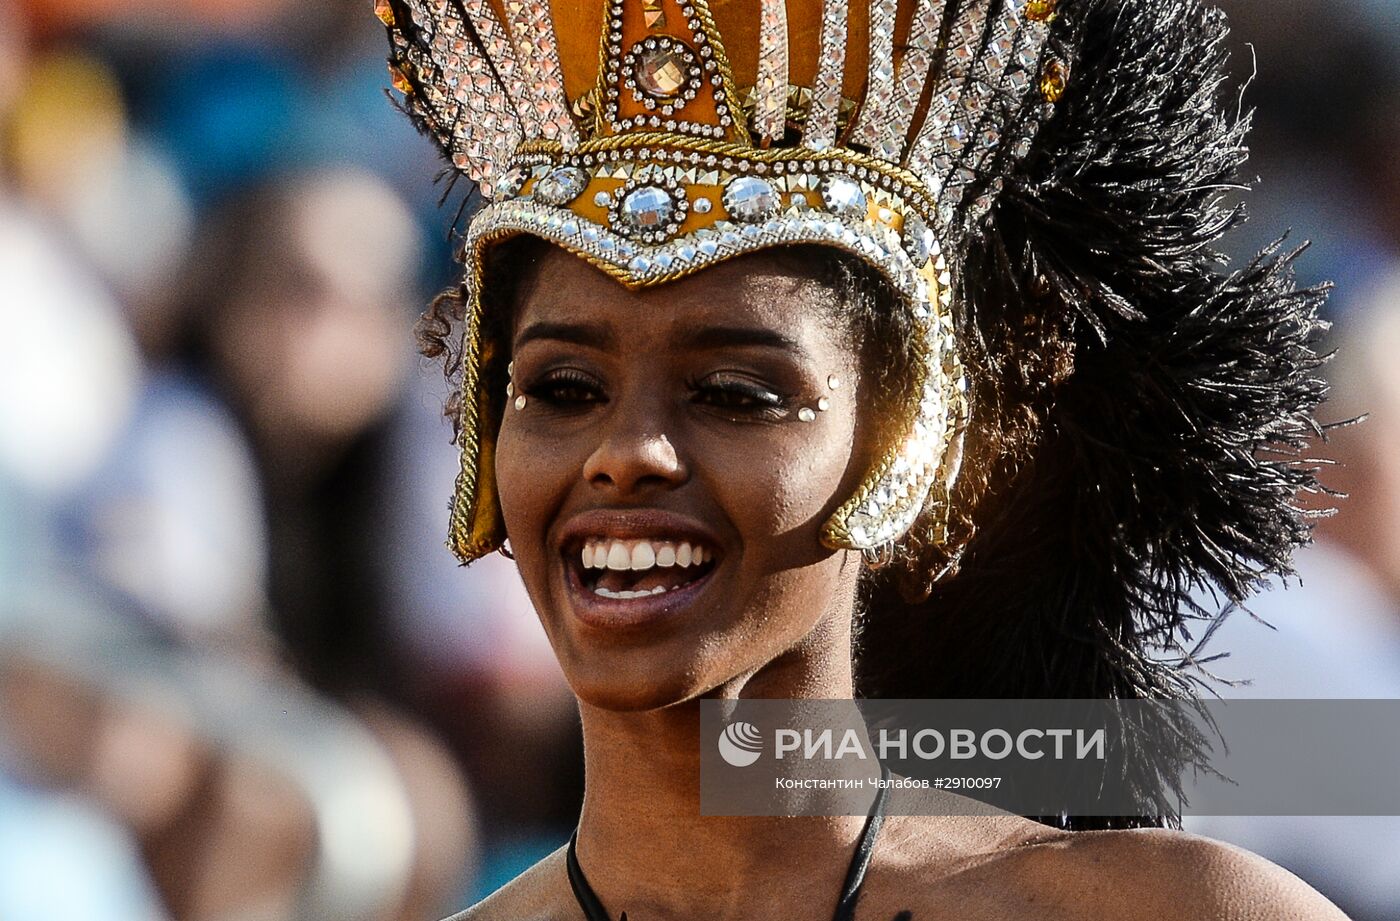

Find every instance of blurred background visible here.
[0,1,1396,919]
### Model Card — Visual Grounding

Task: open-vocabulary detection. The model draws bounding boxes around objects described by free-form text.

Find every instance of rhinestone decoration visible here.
[460,0,542,138]
[600,0,736,140]
[494,166,528,200]
[534,166,589,206]
[1026,0,1058,22]
[820,175,867,218]
[502,0,579,147]
[455,167,963,554]
[906,0,1054,228]
[374,0,395,27]
[622,186,673,230]
[902,212,937,266]
[804,0,849,149]
[594,190,614,208]
[1040,57,1068,103]
[847,0,897,151]
[754,0,790,143]
[610,180,690,242]
[722,176,779,223]
[393,0,529,192]
[642,0,666,29]
[692,195,713,214]
[798,407,817,422]
[865,0,937,159]
[905,0,985,180]
[389,61,413,95]
[624,37,703,110]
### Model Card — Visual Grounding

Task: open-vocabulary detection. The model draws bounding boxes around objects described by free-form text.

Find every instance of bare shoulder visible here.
[867,812,1350,921]
[1021,826,1352,921]
[443,844,582,921]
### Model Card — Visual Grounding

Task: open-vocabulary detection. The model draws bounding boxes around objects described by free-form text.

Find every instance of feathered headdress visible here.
[376,0,1079,563]
[378,0,1329,824]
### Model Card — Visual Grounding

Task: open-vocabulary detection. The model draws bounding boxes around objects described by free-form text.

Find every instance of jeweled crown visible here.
[377,0,1067,563]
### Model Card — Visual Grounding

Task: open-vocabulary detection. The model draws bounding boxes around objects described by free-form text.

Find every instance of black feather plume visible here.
[855,0,1330,830]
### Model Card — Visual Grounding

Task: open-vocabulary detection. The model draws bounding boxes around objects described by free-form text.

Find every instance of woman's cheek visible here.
[719,425,858,538]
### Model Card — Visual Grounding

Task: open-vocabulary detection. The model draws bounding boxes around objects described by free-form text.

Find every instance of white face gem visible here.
[798,407,817,422]
[514,395,527,410]
[817,396,830,411]
[721,176,779,223]
[828,374,841,389]
[534,165,589,206]
[692,195,713,214]
[594,190,614,208]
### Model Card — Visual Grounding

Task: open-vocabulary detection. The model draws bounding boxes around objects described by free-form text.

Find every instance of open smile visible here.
[561,535,722,629]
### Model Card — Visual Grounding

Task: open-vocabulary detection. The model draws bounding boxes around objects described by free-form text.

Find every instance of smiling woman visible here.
[498,245,878,711]
[381,0,1346,918]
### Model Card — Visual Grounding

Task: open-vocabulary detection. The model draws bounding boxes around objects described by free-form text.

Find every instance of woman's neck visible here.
[572,606,886,918]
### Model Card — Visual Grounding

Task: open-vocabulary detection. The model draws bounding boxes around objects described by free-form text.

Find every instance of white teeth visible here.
[606,541,631,570]
[579,538,715,570]
[595,585,672,599]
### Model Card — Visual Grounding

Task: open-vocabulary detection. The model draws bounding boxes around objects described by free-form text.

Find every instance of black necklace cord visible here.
[566,827,613,920]
[567,762,893,921]
[832,762,893,921]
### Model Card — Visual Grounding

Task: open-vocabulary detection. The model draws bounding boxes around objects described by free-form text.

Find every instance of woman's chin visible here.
[562,656,718,713]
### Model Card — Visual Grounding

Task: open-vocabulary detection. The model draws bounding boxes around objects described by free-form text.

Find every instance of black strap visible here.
[832,762,893,921]
[566,763,893,921]
[567,827,615,920]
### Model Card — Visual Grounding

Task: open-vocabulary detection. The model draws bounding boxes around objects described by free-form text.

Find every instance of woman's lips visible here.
[562,534,722,627]
[554,509,726,630]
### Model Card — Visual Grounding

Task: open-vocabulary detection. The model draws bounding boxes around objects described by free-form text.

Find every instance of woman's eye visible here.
[692,378,789,418]
[527,370,605,406]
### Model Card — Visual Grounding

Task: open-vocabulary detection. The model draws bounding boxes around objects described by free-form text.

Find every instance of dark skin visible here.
[463,244,1348,921]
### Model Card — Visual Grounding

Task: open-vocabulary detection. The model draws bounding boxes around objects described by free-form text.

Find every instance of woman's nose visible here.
[581,404,687,497]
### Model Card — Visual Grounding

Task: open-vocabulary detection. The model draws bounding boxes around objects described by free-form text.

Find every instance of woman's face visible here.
[495,245,877,710]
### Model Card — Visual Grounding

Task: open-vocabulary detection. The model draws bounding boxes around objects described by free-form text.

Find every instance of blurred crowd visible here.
[0,0,1396,919]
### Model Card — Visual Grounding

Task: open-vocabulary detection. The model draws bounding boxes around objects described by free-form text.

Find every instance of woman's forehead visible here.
[511,242,849,346]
